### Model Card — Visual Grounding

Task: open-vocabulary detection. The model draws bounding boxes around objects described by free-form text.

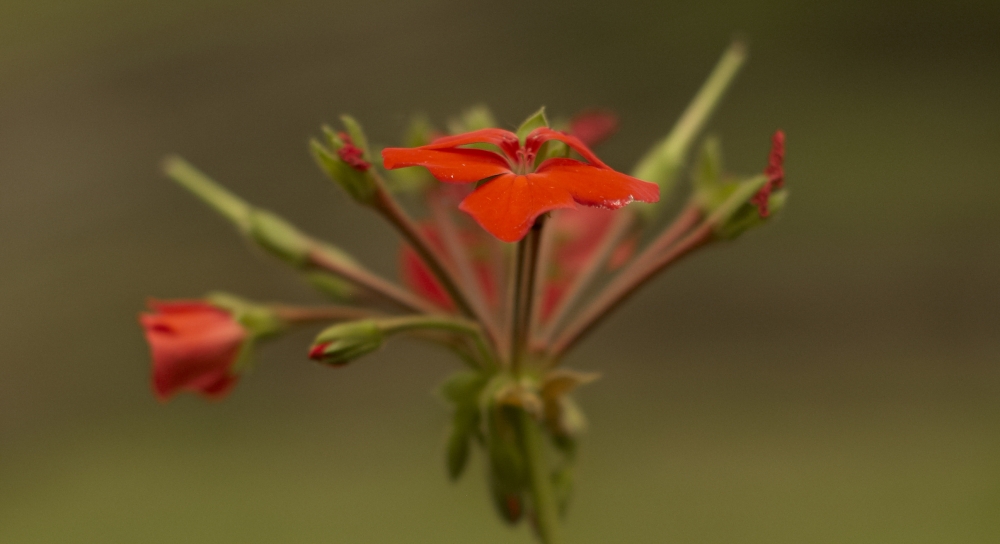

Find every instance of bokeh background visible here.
[2,0,998,542]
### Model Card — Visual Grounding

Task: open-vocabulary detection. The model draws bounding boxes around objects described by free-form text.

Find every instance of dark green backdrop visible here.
[1,0,998,542]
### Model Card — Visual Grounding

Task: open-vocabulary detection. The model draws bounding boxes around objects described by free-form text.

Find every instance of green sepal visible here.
[439,370,491,481]
[203,292,287,374]
[246,209,312,268]
[716,186,787,240]
[339,115,371,161]
[205,292,287,339]
[516,106,548,144]
[310,137,378,205]
[447,104,498,134]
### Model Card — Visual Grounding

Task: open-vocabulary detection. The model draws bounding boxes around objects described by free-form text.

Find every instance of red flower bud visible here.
[337,132,371,171]
[139,300,247,401]
[751,130,786,217]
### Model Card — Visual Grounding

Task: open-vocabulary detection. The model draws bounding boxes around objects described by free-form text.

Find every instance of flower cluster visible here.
[140,42,785,543]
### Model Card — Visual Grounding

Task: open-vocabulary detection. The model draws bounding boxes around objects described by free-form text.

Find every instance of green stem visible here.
[511,219,545,373]
[308,247,440,315]
[380,315,494,368]
[518,409,564,544]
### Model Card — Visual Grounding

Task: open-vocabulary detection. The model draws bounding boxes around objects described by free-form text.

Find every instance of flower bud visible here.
[692,133,788,240]
[311,118,379,205]
[308,320,384,366]
[139,299,249,401]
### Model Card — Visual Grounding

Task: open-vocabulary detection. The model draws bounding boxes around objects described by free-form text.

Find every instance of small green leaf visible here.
[446,405,480,481]
[516,107,548,143]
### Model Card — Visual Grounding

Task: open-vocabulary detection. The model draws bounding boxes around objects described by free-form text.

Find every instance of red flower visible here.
[382,127,659,242]
[139,300,247,401]
[751,130,786,217]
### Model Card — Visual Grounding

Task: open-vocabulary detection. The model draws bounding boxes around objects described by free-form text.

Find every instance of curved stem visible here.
[371,177,479,320]
[428,195,504,352]
[550,222,715,359]
[307,247,440,315]
[536,211,634,348]
[380,315,495,368]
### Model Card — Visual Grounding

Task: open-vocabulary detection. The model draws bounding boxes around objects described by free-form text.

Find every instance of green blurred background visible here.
[1,0,998,542]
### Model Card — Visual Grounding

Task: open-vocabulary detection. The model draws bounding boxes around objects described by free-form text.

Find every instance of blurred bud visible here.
[309,320,384,366]
[311,120,378,205]
[446,104,498,134]
[568,108,619,147]
[693,133,789,240]
[139,299,249,402]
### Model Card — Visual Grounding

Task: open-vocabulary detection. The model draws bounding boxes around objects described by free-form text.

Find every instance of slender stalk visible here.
[610,203,702,291]
[307,247,439,315]
[511,219,545,373]
[551,222,715,359]
[381,314,494,366]
[428,196,504,351]
[371,179,478,320]
[529,216,557,342]
[535,211,634,348]
[518,409,563,544]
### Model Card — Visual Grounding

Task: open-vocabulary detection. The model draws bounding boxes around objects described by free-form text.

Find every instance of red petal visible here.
[533,159,659,208]
[382,147,511,183]
[527,127,609,168]
[422,128,519,151]
[458,173,576,243]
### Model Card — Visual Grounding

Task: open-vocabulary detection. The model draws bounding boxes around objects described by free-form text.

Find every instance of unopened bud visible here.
[311,124,379,205]
[308,320,384,366]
